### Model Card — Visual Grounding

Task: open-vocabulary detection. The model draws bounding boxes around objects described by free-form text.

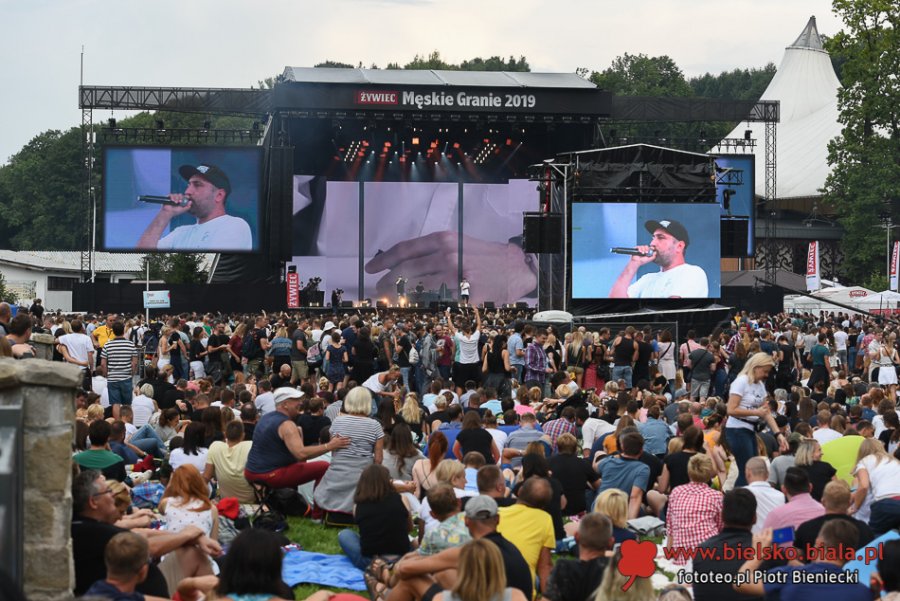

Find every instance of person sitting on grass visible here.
[419,484,472,556]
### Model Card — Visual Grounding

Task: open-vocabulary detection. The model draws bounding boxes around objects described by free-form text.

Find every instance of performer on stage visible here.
[609,219,708,298]
[396,276,408,304]
[460,278,471,306]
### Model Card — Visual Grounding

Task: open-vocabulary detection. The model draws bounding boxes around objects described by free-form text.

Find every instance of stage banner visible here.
[806,241,821,292]
[891,241,899,292]
[286,272,300,309]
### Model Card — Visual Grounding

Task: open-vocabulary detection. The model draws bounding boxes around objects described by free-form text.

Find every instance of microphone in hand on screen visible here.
[137,195,189,207]
[610,247,655,257]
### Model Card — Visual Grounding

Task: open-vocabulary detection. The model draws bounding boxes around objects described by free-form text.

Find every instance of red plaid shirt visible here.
[541,417,576,452]
[666,482,723,564]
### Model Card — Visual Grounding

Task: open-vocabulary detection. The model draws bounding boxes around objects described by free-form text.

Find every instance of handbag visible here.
[596,363,611,381]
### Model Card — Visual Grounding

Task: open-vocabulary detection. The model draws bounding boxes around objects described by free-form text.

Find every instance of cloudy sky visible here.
[0,0,842,164]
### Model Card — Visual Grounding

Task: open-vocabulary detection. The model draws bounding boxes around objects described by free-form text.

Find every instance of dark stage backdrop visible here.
[73,282,288,314]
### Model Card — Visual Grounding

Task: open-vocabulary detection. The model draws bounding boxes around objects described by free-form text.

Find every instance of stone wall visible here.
[0,358,81,601]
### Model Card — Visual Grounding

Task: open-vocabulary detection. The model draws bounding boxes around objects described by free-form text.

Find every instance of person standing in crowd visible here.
[446,306,482,394]
[610,327,638,389]
[523,328,551,391]
[507,321,527,384]
[725,353,787,486]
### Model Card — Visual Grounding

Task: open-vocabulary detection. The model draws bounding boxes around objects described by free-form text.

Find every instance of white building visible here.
[0,251,214,312]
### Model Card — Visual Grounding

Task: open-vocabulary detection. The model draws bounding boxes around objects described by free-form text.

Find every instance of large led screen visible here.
[713,154,755,256]
[572,203,721,299]
[289,179,538,306]
[103,146,262,252]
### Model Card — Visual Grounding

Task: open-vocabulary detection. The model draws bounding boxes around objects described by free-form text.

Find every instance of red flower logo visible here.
[617,539,657,591]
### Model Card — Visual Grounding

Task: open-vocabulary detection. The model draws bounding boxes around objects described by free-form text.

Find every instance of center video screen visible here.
[572,203,721,299]
[103,146,263,253]
[288,178,538,306]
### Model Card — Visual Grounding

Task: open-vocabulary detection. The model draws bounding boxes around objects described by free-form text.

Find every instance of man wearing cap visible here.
[244,387,349,489]
[389,495,533,601]
[137,163,252,251]
[610,219,709,298]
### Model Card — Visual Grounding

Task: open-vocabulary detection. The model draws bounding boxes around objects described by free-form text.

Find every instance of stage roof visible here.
[716,16,842,200]
[281,67,597,89]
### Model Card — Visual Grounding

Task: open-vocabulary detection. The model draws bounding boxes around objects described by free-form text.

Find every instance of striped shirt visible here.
[102,338,137,382]
[329,415,384,458]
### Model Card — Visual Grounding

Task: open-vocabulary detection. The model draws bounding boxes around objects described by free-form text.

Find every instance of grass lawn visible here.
[283,519,674,599]
[285,517,357,599]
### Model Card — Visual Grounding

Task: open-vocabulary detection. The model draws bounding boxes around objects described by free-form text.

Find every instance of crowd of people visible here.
[12,302,900,601]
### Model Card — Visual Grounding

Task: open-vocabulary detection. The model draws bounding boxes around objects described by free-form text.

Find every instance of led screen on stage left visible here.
[103,146,262,253]
[572,203,721,299]
[289,178,360,300]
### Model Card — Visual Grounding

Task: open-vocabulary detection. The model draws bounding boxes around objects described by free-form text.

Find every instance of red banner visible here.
[286,273,300,309]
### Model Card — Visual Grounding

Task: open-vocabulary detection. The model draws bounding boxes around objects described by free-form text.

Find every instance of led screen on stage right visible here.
[572,203,721,299]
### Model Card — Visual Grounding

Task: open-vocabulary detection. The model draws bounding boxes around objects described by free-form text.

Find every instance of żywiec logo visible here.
[355,91,399,105]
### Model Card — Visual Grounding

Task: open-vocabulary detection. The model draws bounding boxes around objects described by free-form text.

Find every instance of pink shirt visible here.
[514,403,536,415]
[761,493,824,532]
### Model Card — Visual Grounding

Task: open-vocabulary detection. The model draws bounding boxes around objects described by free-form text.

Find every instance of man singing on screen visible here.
[609,219,708,298]
[136,164,252,251]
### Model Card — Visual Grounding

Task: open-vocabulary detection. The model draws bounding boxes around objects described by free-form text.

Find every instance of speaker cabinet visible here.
[523,212,562,253]
[721,218,751,258]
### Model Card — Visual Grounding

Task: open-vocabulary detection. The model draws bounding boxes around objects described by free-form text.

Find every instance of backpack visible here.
[409,346,420,365]
[243,330,260,359]
[306,338,323,367]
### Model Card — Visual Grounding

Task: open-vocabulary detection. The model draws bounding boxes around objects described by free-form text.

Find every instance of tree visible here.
[0,128,86,250]
[688,64,776,101]
[590,53,692,97]
[402,51,458,71]
[822,0,900,285]
[314,61,358,69]
[591,53,700,142]
[139,254,207,284]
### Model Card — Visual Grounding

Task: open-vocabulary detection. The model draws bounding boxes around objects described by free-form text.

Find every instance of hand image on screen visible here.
[136,163,252,252]
[609,218,709,299]
[364,230,536,305]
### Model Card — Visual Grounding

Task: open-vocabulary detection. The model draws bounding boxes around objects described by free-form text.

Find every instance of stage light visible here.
[252,121,260,131]
[506,138,513,146]
[155,120,165,130]
[412,137,420,145]
[384,142,392,148]
[453,142,460,149]
[107,118,116,128]
[202,120,211,130]
[744,129,752,140]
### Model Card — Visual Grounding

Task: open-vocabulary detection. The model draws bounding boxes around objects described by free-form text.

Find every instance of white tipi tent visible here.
[717,17,842,199]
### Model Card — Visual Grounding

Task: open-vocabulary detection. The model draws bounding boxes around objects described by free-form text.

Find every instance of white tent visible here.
[857,291,900,315]
[716,17,842,199]
[784,286,875,314]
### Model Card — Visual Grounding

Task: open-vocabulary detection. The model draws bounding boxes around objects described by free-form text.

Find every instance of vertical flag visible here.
[806,241,821,291]
[286,272,300,309]
[891,241,900,292]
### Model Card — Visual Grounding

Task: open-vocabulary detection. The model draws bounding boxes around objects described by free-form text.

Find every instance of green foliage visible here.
[403,50,458,71]
[689,64,776,101]
[314,61,359,69]
[139,254,207,284]
[0,127,87,250]
[0,270,19,304]
[823,0,900,285]
[863,272,889,293]
[590,53,692,97]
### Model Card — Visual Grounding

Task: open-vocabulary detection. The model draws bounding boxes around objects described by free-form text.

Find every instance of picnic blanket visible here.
[281,549,366,591]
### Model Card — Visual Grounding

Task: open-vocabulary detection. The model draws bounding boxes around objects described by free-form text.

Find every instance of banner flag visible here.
[806,241,821,292]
